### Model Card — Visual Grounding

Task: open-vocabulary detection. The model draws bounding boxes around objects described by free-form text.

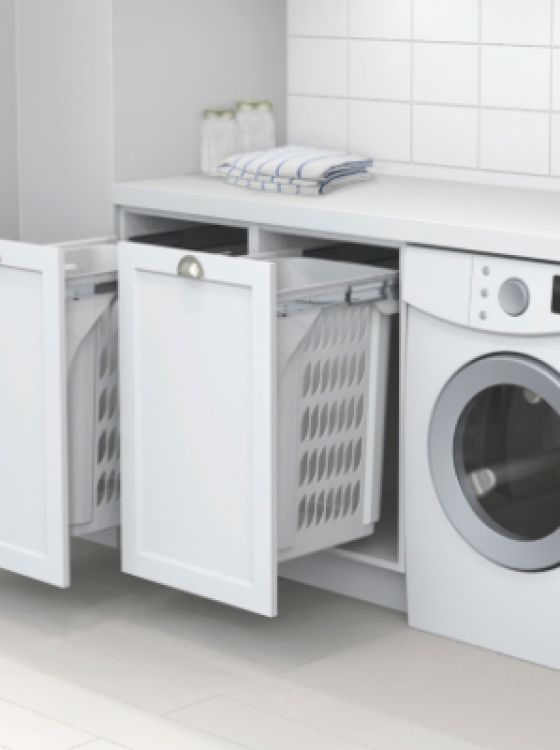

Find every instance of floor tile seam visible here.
[69,738,130,749]
[164,711,252,750]
[163,694,223,718]
[188,693,381,750]
[246,673,499,750]
[0,693,97,741]
[0,655,198,736]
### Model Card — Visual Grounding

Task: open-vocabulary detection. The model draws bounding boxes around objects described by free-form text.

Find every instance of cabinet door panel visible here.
[119,242,277,615]
[0,242,68,586]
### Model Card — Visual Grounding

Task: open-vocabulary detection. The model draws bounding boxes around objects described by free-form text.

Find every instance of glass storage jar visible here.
[236,101,276,153]
[255,101,276,151]
[200,109,238,177]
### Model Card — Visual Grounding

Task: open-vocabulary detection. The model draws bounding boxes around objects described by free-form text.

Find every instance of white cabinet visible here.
[0,233,397,617]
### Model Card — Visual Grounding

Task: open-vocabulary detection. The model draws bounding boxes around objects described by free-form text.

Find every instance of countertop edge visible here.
[113,177,560,262]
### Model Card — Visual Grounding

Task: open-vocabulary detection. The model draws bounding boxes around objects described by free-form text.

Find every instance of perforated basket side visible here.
[71,300,120,537]
[278,303,380,560]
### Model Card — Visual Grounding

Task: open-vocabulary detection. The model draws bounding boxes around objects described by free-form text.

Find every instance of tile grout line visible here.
[477,0,483,168]
[345,0,350,152]
[289,32,560,49]
[165,705,251,750]
[172,693,379,750]
[0,693,97,743]
[69,739,130,749]
[372,157,560,180]
[210,676,500,750]
[163,694,220,718]
[549,0,555,175]
[288,92,560,117]
[410,0,415,164]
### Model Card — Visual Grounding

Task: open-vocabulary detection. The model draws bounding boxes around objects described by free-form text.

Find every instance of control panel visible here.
[470,255,560,334]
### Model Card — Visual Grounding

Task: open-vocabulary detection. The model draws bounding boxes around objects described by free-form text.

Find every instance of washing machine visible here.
[403,244,560,669]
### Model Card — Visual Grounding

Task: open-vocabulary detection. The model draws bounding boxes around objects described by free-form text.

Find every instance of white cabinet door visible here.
[119,242,278,615]
[0,242,69,586]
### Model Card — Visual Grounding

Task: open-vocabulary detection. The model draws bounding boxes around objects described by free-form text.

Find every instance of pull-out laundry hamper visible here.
[63,242,120,538]
[273,258,398,561]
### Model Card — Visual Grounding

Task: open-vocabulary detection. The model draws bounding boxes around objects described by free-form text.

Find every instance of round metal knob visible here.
[498,277,530,317]
[177,255,204,280]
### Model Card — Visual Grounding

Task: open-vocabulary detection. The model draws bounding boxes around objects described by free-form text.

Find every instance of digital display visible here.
[552,276,560,314]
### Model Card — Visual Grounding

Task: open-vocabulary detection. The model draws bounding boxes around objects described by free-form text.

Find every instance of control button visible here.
[481,288,489,298]
[552,276,560,315]
[479,311,487,321]
[498,278,530,317]
[482,266,490,276]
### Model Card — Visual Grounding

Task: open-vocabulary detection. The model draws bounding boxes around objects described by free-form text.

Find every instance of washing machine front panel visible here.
[430,354,560,571]
[403,252,560,668]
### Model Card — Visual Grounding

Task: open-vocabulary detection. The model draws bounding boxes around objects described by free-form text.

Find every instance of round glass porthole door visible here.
[430,354,560,571]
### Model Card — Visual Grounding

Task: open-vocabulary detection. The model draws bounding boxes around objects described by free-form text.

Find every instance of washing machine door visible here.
[430,354,560,571]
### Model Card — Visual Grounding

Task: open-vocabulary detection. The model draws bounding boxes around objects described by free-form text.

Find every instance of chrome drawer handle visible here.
[177,255,204,280]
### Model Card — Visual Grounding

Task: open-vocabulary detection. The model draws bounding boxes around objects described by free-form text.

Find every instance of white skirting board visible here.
[279,551,407,613]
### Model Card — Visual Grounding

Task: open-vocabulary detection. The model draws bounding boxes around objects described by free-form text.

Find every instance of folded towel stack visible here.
[219,145,373,196]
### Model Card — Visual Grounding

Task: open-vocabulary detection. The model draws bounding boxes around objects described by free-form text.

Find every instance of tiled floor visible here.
[0,541,559,749]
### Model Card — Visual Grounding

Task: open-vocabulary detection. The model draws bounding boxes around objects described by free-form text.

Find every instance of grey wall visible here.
[113,0,287,181]
[10,0,286,242]
[0,0,19,240]
[17,0,114,243]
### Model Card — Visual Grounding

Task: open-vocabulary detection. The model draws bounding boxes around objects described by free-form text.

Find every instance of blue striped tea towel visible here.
[219,145,374,196]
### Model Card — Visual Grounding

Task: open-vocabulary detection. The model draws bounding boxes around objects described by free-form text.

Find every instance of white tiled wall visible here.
[288,0,560,187]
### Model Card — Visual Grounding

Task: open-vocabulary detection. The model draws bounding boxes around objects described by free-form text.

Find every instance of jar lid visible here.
[204,109,235,120]
[236,101,259,112]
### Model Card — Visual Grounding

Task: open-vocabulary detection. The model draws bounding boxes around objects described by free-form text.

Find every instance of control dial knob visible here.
[498,278,530,317]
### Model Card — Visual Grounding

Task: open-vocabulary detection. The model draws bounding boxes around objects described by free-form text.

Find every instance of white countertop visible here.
[114,174,560,261]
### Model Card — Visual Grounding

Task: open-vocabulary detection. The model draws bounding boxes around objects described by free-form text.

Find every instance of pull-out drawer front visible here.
[118,242,278,616]
[0,241,69,586]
